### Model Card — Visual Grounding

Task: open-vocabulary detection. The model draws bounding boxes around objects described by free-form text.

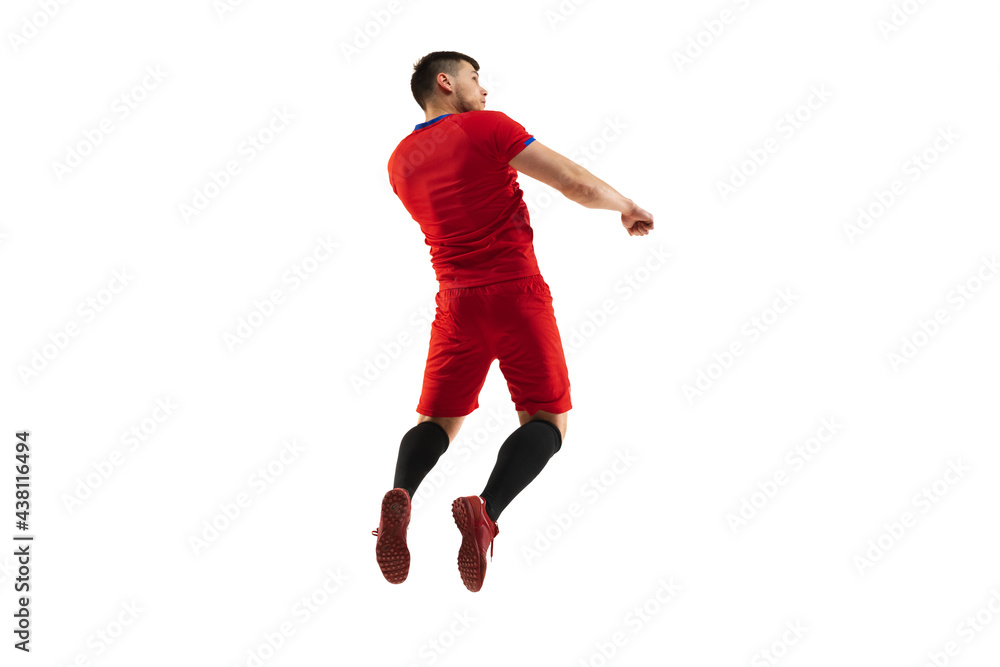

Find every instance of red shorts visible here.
[416,274,572,417]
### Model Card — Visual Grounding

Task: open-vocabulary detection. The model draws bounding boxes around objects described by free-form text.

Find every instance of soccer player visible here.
[373,51,654,592]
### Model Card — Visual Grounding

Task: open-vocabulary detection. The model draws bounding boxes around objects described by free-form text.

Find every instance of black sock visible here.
[393,421,450,499]
[480,420,562,522]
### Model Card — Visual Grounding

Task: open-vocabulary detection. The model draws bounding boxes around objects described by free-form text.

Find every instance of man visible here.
[373,51,654,592]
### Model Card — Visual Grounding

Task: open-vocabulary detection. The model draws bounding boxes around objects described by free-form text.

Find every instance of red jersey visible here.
[388,110,541,289]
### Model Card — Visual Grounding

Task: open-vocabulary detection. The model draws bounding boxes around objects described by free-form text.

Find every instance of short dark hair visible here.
[410,51,479,111]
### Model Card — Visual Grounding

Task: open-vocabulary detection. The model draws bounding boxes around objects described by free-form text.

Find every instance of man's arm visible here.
[509,140,654,236]
[510,141,632,213]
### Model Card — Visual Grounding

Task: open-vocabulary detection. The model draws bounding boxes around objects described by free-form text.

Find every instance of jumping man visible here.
[373,51,654,592]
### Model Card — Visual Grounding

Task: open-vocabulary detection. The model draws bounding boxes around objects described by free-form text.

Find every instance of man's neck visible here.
[424,107,457,123]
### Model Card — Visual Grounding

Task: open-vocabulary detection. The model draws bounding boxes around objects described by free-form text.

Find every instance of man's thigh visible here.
[496,287,572,423]
[415,294,494,422]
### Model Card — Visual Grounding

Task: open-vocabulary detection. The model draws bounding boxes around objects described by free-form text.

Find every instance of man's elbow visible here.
[558,166,592,204]
[561,179,593,205]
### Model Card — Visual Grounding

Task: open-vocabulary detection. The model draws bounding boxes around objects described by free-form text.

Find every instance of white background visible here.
[2,0,999,665]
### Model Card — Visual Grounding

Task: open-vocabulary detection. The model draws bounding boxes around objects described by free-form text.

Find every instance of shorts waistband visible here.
[437,273,546,300]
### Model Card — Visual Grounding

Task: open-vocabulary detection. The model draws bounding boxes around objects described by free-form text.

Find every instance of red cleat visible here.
[451,495,500,592]
[372,488,411,584]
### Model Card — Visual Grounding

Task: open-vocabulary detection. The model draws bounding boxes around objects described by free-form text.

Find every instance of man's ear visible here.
[437,72,453,94]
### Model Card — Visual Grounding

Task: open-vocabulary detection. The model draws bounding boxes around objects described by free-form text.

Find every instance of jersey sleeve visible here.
[491,111,536,163]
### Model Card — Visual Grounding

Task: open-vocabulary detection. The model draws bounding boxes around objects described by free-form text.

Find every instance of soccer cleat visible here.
[372,488,411,584]
[451,495,500,592]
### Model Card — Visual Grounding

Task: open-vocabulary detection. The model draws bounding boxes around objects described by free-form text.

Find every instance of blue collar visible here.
[414,113,452,130]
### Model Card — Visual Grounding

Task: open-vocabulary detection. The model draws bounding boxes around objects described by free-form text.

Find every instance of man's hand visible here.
[622,202,654,236]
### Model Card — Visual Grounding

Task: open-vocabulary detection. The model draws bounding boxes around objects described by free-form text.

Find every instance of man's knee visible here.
[534,418,564,453]
[518,410,567,446]
[416,413,465,443]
